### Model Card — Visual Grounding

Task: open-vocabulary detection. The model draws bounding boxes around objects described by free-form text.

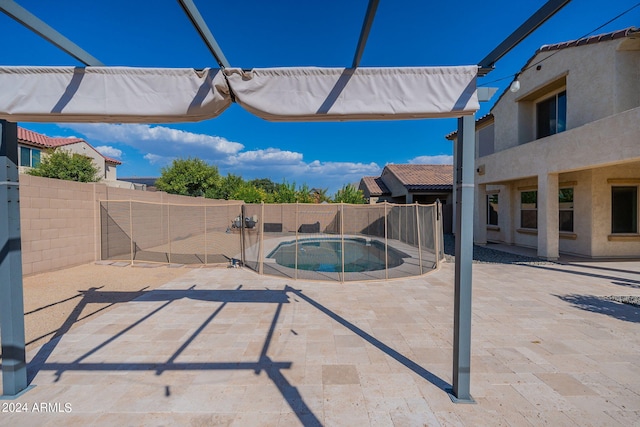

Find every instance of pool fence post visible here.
[0,120,30,397]
[294,202,298,279]
[384,202,388,279]
[415,202,423,274]
[433,200,440,269]
[129,200,133,264]
[259,202,264,274]
[167,202,172,264]
[240,204,246,267]
[340,203,345,283]
[204,204,207,265]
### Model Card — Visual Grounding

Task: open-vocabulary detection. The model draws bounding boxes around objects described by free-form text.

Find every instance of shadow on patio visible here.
[555,294,640,323]
[20,284,451,426]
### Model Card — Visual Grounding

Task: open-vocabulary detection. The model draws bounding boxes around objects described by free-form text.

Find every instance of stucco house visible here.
[359,164,453,205]
[18,127,121,181]
[447,27,640,259]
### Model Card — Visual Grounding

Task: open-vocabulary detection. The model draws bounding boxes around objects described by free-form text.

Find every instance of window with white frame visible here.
[611,186,638,234]
[559,188,574,232]
[536,90,566,139]
[487,194,498,226]
[19,146,41,167]
[520,191,537,229]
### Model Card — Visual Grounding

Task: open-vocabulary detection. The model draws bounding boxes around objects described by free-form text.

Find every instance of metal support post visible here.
[449,114,476,403]
[0,120,30,397]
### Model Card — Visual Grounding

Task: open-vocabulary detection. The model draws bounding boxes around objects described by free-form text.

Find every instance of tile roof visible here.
[385,164,453,190]
[17,126,122,165]
[446,27,638,138]
[538,27,639,53]
[445,113,494,140]
[18,127,84,148]
[361,176,390,196]
[103,156,121,164]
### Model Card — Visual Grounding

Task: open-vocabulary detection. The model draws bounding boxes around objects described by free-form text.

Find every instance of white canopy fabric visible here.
[0,65,478,123]
[224,66,479,121]
[0,67,231,123]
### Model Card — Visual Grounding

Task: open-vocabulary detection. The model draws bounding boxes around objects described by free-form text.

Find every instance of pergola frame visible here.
[0,0,570,403]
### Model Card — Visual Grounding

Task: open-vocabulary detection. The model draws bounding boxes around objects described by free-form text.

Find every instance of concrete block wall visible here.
[20,174,97,275]
[19,174,241,276]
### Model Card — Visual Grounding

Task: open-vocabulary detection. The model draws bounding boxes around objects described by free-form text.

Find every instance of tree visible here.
[209,173,245,200]
[232,182,267,203]
[312,187,330,204]
[333,184,366,204]
[249,177,278,194]
[296,184,315,203]
[155,158,220,197]
[27,149,101,182]
[273,181,297,203]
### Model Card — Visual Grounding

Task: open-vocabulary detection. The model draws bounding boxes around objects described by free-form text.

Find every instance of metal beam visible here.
[177,0,230,68]
[352,0,380,68]
[0,121,29,398]
[449,114,476,403]
[477,0,571,75]
[0,0,103,66]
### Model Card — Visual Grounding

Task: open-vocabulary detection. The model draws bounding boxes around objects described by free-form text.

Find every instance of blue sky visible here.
[2,0,638,193]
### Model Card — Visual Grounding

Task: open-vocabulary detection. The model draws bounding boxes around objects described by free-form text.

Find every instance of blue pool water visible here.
[267,238,406,272]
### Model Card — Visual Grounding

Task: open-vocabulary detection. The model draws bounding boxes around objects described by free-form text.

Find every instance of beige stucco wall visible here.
[475,38,640,259]
[17,141,119,181]
[477,106,640,185]
[591,164,640,257]
[381,169,408,201]
[105,163,117,181]
[62,141,110,180]
[492,37,639,152]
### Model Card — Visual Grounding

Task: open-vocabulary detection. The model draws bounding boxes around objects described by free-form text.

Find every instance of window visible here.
[487,194,498,226]
[19,146,41,167]
[537,90,566,139]
[521,191,537,229]
[559,188,574,232]
[612,187,638,233]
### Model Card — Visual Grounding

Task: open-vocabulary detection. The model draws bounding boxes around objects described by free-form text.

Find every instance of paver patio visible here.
[2,257,639,426]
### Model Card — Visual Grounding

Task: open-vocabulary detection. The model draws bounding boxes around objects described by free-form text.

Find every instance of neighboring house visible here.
[359,176,391,204]
[447,27,640,259]
[359,164,453,205]
[17,127,121,181]
[118,177,159,191]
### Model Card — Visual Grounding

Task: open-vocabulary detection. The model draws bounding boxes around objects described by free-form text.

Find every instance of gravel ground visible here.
[606,295,640,308]
[442,234,552,265]
[442,234,640,308]
[19,263,192,351]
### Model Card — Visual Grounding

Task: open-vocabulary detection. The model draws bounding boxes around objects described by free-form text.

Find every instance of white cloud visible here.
[61,123,381,194]
[143,153,174,166]
[230,148,303,166]
[408,155,453,165]
[95,145,122,158]
[64,123,244,161]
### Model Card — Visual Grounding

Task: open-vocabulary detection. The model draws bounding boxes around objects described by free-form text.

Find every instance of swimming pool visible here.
[266,237,407,273]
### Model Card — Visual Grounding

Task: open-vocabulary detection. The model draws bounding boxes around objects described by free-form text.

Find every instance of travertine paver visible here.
[1,258,639,426]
